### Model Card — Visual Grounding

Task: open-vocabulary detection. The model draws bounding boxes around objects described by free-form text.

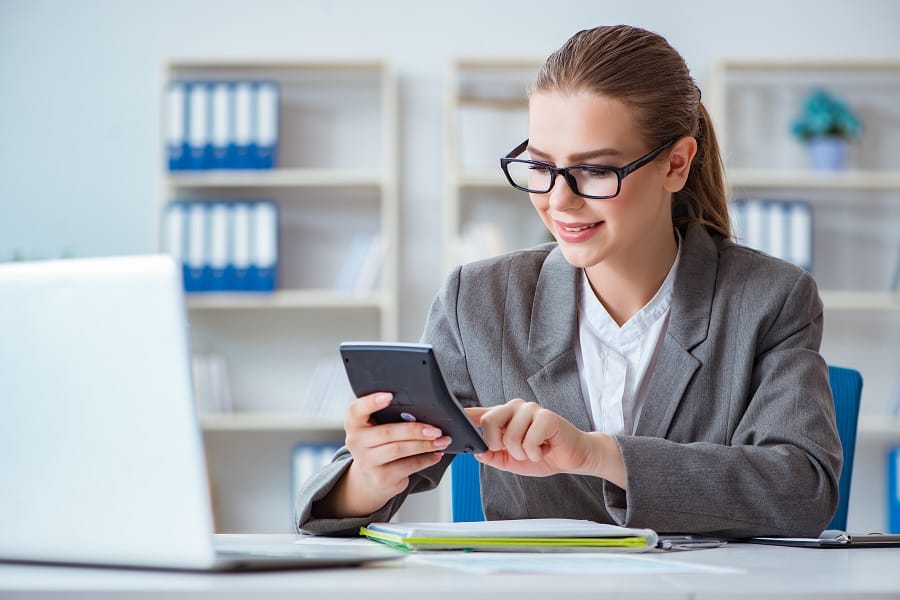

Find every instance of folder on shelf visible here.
[210,82,231,169]
[230,202,252,290]
[233,82,253,169]
[207,203,230,291]
[166,82,188,171]
[185,201,208,292]
[254,81,279,169]
[360,519,659,553]
[187,82,211,170]
[250,201,278,291]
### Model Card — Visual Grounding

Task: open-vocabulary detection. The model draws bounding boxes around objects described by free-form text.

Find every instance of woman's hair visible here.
[532,25,731,239]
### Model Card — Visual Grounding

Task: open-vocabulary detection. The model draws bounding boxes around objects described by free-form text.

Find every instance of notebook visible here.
[360,518,659,552]
[0,255,401,571]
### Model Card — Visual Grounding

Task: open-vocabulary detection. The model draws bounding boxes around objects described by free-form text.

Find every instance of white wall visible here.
[3,0,900,531]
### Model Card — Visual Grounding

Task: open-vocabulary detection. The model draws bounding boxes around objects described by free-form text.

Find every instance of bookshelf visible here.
[708,60,900,532]
[443,59,546,273]
[161,60,397,532]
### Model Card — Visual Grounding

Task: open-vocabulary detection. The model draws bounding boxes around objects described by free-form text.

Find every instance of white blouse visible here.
[574,244,682,436]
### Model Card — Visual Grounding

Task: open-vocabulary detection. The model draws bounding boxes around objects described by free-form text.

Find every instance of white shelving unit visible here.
[162,60,397,532]
[443,59,547,274]
[708,59,900,532]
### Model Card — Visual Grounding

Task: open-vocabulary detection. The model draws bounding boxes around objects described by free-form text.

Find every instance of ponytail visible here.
[673,102,732,239]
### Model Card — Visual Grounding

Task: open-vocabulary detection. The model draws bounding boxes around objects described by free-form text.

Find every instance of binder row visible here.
[730,198,813,271]
[291,443,341,509]
[164,200,279,293]
[166,80,280,171]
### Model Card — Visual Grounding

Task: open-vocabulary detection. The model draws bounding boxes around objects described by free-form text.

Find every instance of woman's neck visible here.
[584,230,679,327]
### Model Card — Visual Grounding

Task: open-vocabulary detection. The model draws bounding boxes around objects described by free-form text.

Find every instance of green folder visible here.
[360,518,658,553]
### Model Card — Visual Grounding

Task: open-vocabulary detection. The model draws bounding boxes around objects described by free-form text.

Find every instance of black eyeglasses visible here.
[499,138,676,199]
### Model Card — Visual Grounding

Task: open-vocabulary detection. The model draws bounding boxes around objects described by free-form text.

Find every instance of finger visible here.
[347,392,393,424]
[464,406,490,426]
[479,402,520,451]
[522,408,555,462]
[364,436,452,467]
[501,402,541,461]
[347,422,443,457]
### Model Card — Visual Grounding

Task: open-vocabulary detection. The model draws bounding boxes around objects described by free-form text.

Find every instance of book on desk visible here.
[360,518,659,553]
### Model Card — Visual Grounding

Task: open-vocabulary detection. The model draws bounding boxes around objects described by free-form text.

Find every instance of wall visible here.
[2,0,899,530]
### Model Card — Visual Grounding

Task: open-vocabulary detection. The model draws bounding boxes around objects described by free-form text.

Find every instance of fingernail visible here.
[422,427,442,438]
[434,436,452,448]
[375,392,393,404]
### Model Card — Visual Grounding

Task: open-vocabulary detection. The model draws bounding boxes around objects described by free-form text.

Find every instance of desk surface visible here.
[2,535,900,599]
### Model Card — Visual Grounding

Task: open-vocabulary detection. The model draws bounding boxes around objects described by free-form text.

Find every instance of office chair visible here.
[450,365,863,530]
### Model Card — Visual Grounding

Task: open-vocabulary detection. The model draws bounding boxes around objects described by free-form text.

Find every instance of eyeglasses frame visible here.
[499,138,677,199]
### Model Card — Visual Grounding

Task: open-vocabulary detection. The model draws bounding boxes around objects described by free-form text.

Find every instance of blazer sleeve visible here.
[604,270,842,538]
[294,267,472,535]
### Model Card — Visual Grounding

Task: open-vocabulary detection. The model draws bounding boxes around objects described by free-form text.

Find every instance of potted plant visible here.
[791,89,863,171]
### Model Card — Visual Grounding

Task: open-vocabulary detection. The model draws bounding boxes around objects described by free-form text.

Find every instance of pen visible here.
[658,536,728,551]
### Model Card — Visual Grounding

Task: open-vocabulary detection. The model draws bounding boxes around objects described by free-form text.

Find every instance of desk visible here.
[2,536,900,599]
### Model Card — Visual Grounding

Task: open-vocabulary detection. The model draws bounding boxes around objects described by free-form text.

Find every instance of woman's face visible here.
[526,90,675,270]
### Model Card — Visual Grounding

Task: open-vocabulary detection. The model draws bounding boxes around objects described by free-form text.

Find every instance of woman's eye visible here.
[528,164,551,173]
[581,167,614,179]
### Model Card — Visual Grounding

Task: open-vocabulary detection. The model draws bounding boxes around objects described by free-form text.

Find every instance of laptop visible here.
[0,255,400,571]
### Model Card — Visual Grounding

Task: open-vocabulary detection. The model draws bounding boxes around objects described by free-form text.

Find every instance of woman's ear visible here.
[662,137,697,193]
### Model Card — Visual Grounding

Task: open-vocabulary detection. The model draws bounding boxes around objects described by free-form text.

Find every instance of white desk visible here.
[2,536,900,599]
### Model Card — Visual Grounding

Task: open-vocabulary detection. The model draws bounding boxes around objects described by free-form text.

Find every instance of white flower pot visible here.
[807,138,848,171]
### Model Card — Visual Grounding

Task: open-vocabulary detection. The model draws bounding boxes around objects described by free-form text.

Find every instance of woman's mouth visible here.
[555,220,603,242]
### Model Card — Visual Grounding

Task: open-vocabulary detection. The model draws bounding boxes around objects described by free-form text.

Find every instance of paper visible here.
[407,552,742,575]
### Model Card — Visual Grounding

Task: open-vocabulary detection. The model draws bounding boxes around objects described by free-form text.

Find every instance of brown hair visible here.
[532,25,731,238]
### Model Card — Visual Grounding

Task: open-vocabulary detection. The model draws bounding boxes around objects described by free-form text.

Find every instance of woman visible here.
[295,25,841,538]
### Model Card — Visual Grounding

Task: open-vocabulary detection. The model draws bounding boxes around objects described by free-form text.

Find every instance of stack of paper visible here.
[360,518,658,553]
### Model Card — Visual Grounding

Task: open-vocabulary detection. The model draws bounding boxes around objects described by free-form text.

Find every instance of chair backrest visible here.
[826,365,863,531]
[450,365,863,531]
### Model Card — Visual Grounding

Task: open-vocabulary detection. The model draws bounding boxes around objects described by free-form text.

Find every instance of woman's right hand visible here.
[320,392,452,518]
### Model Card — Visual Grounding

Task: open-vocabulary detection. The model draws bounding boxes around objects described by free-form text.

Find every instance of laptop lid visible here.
[0,255,220,569]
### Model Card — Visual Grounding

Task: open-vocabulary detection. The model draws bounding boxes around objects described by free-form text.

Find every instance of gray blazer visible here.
[295,223,841,538]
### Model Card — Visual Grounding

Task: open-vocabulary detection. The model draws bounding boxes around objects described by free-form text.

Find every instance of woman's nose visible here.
[548,173,583,211]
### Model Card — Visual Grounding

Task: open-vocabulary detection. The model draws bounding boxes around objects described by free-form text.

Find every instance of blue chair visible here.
[450,365,863,530]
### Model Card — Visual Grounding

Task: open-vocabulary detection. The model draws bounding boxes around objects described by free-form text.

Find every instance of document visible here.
[360,518,658,552]
[748,531,900,548]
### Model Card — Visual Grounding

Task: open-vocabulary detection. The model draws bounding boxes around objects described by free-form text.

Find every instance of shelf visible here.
[857,414,900,442]
[186,289,388,310]
[820,291,900,312]
[728,169,900,191]
[454,169,508,188]
[165,168,386,189]
[199,412,345,432]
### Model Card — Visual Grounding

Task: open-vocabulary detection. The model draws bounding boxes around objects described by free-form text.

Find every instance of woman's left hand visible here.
[465,399,626,488]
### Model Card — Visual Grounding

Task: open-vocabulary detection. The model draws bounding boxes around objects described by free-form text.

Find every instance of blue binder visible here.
[207,203,230,291]
[210,82,231,170]
[233,82,253,169]
[249,201,278,291]
[254,81,279,169]
[185,201,208,292]
[166,82,189,171]
[187,82,211,170]
[230,202,252,290]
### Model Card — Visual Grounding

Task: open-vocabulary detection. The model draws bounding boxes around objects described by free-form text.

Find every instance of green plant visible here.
[791,89,863,142]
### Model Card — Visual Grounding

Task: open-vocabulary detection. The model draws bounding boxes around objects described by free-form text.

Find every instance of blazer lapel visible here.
[635,224,718,438]
[525,248,594,432]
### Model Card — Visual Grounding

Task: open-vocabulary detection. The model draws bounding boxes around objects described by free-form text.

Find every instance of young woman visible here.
[295,25,841,538]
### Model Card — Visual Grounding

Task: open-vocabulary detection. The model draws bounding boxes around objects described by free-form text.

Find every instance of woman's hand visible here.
[465,399,627,488]
[318,392,452,518]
